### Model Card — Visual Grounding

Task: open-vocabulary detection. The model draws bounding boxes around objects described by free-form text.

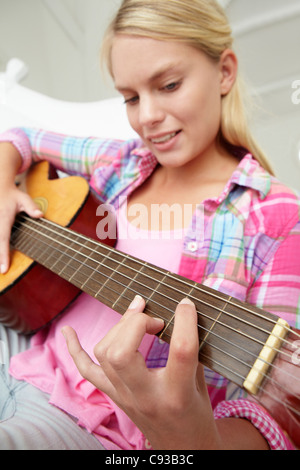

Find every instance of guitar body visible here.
[0,162,113,333]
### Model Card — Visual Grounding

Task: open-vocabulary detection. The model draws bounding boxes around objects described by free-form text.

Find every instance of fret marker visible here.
[243,318,289,395]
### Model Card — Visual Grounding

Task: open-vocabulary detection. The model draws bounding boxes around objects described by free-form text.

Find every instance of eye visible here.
[124,95,139,105]
[163,81,181,92]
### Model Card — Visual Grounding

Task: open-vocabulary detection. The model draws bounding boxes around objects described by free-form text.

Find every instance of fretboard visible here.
[11,214,281,389]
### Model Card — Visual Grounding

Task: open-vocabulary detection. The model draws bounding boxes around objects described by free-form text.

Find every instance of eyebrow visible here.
[115,62,181,93]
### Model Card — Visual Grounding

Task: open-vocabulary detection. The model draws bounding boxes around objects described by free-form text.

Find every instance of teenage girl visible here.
[0,0,299,450]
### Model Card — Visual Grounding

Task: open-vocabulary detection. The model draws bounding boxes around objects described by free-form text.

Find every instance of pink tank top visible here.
[116,200,185,272]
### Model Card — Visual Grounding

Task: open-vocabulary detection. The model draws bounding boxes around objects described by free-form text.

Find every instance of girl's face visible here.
[111,35,236,170]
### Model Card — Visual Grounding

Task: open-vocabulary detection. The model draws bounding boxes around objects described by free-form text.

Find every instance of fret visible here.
[68,242,113,299]
[38,236,64,269]
[68,239,103,290]
[50,242,77,277]
[55,236,81,278]
[106,253,133,310]
[96,248,125,308]
[52,234,87,281]
[111,257,146,311]
[93,249,132,310]
[146,270,169,312]
[198,298,231,354]
[93,247,113,294]
[102,253,161,312]
[159,311,176,341]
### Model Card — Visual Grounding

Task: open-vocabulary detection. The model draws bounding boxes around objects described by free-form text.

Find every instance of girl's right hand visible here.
[0,186,43,274]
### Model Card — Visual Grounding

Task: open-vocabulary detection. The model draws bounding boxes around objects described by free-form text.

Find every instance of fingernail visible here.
[153,317,165,327]
[179,297,194,306]
[0,264,7,274]
[34,209,44,217]
[129,295,144,310]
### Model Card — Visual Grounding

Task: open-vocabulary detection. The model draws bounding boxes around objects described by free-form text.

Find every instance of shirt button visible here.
[187,241,198,252]
[145,439,152,449]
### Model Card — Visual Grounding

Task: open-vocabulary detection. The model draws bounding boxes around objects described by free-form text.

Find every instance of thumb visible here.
[18,193,44,218]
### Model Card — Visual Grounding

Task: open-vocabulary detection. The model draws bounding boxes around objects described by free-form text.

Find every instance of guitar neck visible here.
[11,213,286,391]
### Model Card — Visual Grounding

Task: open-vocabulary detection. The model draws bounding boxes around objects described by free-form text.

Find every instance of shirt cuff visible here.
[213,399,295,450]
[0,128,32,173]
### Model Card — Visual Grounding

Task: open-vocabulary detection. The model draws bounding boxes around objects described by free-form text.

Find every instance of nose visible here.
[138,95,165,128]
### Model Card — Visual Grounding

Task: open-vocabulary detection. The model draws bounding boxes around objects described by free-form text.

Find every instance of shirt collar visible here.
[133,147,271,202]
[228,153,271,200]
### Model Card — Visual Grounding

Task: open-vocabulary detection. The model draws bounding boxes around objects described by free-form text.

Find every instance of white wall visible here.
[252,109,300,190]
[0,0,121,101]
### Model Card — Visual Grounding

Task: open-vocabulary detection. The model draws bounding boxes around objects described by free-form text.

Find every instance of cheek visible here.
[126,108,141,134]
[190,87,222,135]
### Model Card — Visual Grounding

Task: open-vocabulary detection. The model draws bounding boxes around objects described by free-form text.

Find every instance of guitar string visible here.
[12,215,300,376]
[10,226,300,421]
[15,215,300,352]
[11,218,300,394]
[18,214,300,347]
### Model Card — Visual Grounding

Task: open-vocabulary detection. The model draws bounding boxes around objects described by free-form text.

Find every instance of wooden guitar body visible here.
[0,162,113,333]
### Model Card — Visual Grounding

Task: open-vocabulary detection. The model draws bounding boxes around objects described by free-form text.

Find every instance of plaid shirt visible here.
[2,127,300,449]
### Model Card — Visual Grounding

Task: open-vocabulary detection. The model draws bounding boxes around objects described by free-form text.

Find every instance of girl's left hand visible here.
[62,296,222,450]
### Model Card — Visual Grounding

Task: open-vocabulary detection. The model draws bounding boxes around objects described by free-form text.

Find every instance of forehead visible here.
[111,35,200,89]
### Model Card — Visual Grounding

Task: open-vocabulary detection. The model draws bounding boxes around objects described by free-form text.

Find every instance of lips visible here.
[148,130,181,144]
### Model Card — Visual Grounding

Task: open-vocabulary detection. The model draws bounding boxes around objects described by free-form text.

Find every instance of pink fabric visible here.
[10,294,153,450]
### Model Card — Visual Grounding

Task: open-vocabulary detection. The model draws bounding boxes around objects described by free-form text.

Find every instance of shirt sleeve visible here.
[213,399,295,450]
[0,128,33,173]
[0,127,139,180]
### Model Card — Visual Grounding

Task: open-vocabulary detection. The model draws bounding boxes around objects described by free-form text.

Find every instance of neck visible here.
[157,143,238,189]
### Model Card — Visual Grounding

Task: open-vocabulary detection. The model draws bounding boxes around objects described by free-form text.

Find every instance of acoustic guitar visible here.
[0,161,299,448]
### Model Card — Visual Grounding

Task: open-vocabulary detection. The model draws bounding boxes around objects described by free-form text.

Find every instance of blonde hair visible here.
[102,0,274,174]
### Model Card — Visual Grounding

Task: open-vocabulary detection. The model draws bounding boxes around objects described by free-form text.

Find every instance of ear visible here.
[219,49,238,96]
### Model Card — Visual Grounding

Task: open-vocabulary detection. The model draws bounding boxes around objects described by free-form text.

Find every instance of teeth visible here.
[151,132,177,144]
